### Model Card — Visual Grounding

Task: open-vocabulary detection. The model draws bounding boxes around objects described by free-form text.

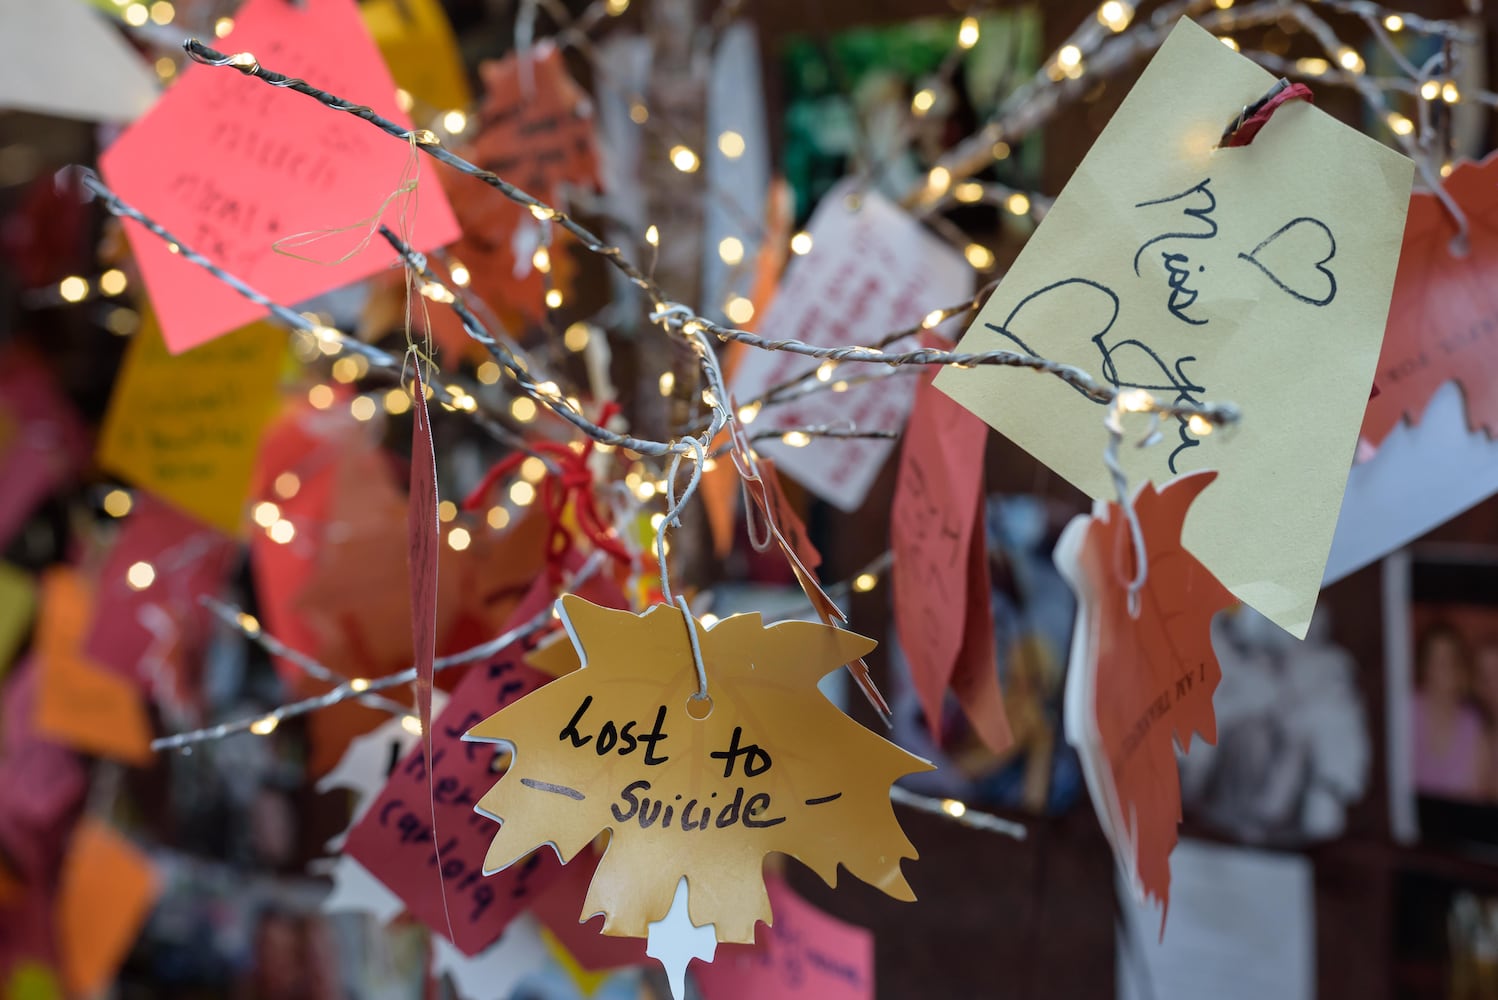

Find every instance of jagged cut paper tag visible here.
[1361,153,1498,447]
[1056,471,1236,927]
[465,597,932,948]
[934,19,1412,639]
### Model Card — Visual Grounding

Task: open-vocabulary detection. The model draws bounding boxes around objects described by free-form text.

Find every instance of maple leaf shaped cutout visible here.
[1056,471,1235,923]
[465,597,932,943]
[1362,154,1498,447]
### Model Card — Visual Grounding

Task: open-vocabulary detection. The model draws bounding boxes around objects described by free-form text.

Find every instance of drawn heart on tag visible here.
[1236,217,1337,307]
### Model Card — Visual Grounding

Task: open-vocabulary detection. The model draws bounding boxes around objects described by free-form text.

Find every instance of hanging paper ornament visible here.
[1056,471,1235,927]
[466,597,930,964]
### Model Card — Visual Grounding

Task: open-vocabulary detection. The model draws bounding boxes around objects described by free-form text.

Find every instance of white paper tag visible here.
[729,181,972,511]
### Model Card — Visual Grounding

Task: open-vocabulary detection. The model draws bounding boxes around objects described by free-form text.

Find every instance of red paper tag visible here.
[1362,154,1498,448]
[756,459,822,575]
[695,875,874,1000]
[0,352,91,550]
[0,662,87,880]
[84,494,236,706]
[343,566,625,955]
[947,508,1009,753]
[407,362,444,930]
[529,851,648,972]
[249,404,404,774]
[893,364,1010,752]
[99,0,460,353]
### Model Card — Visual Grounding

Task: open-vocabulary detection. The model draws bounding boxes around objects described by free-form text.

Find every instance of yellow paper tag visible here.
[538,927,611,996]
[0,563,35,679]
[466,598,932,944]
[935,19,1412,638]
[4,962,61,1000]
[363,0,472,115]
[97,312,285,536]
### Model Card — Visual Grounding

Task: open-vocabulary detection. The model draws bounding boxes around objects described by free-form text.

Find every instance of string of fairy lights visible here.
[40,0,1489,839]
[73,0,1471,598]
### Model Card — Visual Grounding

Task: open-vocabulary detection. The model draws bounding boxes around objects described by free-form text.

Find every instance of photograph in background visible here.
[777,8,1042,224]
[891,494,1082,815]
[1386,549,1498,850]
[1178,606,1369,845]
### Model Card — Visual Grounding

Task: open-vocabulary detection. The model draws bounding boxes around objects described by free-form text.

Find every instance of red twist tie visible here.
[1223,81,1313,148]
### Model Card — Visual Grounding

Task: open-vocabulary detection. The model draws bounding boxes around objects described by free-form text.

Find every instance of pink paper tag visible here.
[695,876,874,1000]
[891,354,1010,753]
[98,0,460,353]
[0,353,91,549]
[84,493,236,701]
[0,662,88,881]
[343,573,598,955]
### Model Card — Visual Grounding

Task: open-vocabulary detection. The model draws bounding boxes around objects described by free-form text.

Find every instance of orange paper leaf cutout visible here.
[1056,472,1234,923]
[1362,155,1498,447]
[466,598,931,943]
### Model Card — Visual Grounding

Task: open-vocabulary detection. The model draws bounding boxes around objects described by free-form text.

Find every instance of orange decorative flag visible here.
[1361,154,1498,448]
[1055,472,1234,928]
[55,818,161,999]
[465,598,931,950]
[423,42,601,357]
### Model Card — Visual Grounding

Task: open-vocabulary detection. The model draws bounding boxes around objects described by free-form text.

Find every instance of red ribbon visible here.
[463,403,632,580]
[1223,82,1314,148]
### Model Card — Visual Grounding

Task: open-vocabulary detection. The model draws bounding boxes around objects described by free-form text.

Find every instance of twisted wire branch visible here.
[180,39,1241,431]
[75,170,528,450]
[376,226,695,458]
[151,552,611,751]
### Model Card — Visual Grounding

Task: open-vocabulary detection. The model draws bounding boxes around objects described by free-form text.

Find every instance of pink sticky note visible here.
[695,876,874,1000]
[0,662,88,881]
[99,0,460,353]
[83,493,237,700]
[0,352,91,549]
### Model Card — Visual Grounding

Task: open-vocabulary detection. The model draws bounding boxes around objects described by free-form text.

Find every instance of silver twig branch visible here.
[178,39,1241,432]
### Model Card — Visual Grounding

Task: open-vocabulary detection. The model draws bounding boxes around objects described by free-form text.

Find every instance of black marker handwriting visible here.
[1162,253,1207,326]
[1237,216,1338,306]
[985,278,1207,472]
[1132,179,1218,275]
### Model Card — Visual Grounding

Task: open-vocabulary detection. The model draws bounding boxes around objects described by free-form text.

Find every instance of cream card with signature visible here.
[935,19,1412,638]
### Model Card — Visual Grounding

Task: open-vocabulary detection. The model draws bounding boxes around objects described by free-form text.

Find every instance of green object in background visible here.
[5,963,61,1000]
[779,8,1043,223]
